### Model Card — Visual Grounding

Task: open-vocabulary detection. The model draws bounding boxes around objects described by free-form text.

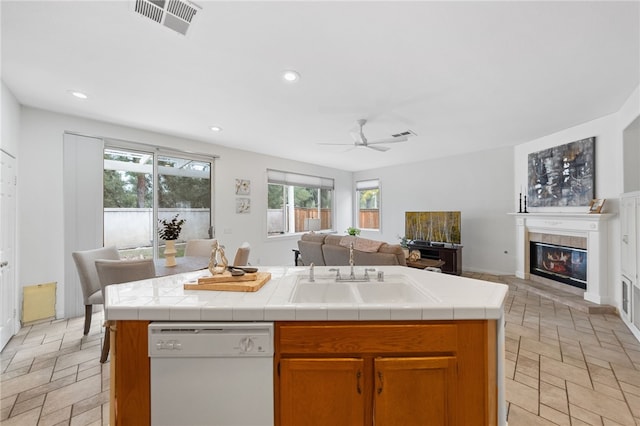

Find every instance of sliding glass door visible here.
[103,145,213,259]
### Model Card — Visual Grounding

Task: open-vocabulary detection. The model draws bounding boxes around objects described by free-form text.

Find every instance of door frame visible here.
[0,149,18,350]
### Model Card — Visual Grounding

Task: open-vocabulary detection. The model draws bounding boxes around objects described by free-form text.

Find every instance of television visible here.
[405,211,461,244]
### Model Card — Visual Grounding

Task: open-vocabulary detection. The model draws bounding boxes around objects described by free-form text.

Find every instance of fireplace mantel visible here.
[510,212,614,304]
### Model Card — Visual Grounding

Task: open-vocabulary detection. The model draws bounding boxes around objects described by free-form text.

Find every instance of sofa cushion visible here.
[300,233,328,244]
[339,236,384,253]
[377,243,407,266]
[298,240,325,266]
[322,244,350,266]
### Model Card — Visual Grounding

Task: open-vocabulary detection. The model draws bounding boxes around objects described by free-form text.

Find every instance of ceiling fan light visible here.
[282,70,300,82]
[209,126,222,132]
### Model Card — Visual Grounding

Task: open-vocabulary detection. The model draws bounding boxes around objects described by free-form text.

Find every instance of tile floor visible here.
[1,274,640,425]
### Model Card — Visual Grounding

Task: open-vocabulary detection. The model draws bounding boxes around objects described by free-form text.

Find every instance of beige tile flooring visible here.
[1,274,640,425]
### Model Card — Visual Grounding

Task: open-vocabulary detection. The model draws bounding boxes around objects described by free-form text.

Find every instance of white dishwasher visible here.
[148,322,274,426]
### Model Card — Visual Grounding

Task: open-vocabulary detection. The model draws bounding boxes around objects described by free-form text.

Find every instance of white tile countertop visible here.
[104,265,508,322]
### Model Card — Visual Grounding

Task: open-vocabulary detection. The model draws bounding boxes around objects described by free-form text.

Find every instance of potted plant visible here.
[346,227,361,236]
[398,235,410,259]
[158,214,186,266]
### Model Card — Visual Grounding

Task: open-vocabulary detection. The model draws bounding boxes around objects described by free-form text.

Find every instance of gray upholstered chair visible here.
[95,258,156,362]
[184,238,217,257]
[233,242,251,266]
[71,246,120,336]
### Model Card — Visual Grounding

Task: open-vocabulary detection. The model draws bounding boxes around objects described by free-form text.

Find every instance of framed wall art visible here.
[235,179,250,195]
[527,137,595,207]
[236,197,250,214]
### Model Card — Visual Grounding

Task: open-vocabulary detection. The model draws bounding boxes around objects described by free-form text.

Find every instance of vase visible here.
[164,240,177,267]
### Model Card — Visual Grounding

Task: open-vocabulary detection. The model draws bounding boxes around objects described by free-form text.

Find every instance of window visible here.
[267,169,334,235]
[356,179,380,230]
[103,143,214,259]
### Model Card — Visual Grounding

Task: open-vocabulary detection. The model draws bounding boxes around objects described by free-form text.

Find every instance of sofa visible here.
[296,233,407,266]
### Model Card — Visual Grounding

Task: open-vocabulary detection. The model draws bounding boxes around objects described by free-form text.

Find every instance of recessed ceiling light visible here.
[282,70,300,83]
[209,126,222,132]
[68,90,88,99]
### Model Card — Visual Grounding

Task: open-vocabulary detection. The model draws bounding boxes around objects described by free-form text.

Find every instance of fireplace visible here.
[530,241,587,289]
[512,212,613,305]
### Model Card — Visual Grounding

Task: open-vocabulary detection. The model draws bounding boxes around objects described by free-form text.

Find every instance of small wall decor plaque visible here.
[236,197,250,214]
[588,198,605,214]
[235,179,251,195]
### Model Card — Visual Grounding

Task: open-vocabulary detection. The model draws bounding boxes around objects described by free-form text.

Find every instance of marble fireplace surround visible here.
[512,212,614,305]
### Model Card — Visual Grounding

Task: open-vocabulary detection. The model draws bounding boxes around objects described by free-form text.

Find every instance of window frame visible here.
[266,169,335,237]
[355,178,381,231]
[103,139,216,259]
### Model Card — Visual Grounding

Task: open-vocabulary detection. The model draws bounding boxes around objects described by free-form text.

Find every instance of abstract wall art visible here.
[527,137,595,207]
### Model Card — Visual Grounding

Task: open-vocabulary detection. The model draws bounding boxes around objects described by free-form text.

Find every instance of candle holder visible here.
[518,193,522,213]
[523,195,528,213]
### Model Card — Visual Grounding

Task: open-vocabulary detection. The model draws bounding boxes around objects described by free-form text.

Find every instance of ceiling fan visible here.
[318,119,415,152]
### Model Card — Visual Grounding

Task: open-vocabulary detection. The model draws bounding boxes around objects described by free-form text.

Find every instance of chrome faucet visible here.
[364,268,376,281]
[309,262,315,282]
[349,242,356,280]
[329,268,341,280]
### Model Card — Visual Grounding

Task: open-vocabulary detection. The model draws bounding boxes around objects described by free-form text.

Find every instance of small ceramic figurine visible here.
[208,241,229,275]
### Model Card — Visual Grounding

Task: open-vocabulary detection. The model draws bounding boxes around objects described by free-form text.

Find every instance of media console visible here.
[407,241,463,275]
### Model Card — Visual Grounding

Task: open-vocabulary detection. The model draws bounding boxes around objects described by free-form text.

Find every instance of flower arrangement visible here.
[158,214,186,241]
[346,227,361,236]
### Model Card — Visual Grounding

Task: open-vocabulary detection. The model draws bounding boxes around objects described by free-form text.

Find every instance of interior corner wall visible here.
[17,107,352,318]
[354,145,516,275]
[1,81,20,156]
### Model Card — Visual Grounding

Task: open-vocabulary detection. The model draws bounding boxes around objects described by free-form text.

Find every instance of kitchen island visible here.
[105,265,508,426]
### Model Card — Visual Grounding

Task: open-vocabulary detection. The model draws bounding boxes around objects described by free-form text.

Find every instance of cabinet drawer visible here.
[277,322,458,354]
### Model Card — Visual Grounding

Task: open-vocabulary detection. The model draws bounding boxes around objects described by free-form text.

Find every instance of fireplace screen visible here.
[530,242,587,289]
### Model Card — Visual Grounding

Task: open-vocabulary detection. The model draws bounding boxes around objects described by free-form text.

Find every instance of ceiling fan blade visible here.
[349,130,364,144]
[366,135,409,145]
[317,142,353,146]
[365,145,390,152]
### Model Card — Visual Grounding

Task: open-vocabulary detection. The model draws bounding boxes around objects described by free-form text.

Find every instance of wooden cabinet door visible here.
[373,356,457,426]
[279,358,366,426]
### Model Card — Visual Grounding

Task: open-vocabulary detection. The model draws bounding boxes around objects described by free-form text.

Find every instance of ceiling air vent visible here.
[134,0,201,36]
[391,130,417,138]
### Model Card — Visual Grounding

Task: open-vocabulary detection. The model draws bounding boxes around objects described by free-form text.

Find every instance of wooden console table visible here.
[406,258,446,270]
[407,243,463,275]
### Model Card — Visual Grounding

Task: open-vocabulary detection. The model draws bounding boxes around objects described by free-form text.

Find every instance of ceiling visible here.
[2,1,639,172]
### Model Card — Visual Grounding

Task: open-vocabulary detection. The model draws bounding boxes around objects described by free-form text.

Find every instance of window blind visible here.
[356,179,379,191]
[267,169,334,190]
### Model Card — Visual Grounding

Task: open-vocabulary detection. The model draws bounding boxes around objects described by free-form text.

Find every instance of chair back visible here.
[184,239,217,257]
[95,259,156,293]
[72,246,120,305]
[233,242,251,266]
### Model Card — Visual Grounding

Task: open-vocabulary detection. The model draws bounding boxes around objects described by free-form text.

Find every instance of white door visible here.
[0,151,17,350]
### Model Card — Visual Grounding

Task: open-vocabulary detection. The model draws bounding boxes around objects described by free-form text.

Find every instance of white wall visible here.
[513,84,640,311]
[18,107,351,317]
[621,87,640,193]
[354,146,516,275]
[1,82,20,156]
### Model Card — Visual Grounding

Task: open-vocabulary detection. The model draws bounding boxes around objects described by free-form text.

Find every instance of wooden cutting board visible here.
[184,272,272,292]
[195,271,258,284]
